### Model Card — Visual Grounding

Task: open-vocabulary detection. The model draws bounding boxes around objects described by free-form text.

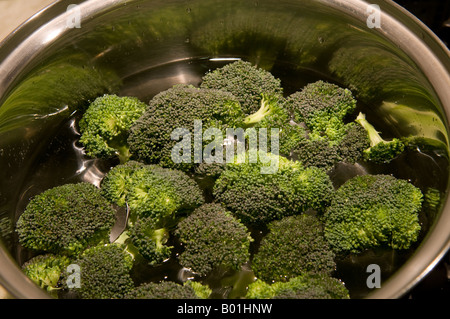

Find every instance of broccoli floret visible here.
[241,93,307,157]
[174,203,253,277]
[194,161,227,179]
[99,160,145,207]
[324,174,423,254]
[291,136,341,170]
[280,81,368,170]
[200,60,283,115]
[128,216,172,266]
[16,183,116,256]
[124,280,209,299]
[21,254,71,297]
[213,151,334,225]
[251,214,336,283]
[286,80,357,145]
[355,112,405,163]
[337,121,371,164]
[291,122,370,171]
[78,94,148,163]
[69,243,135,299]
[246,274,349,299]
[101,161,204,223]
[185,280,213,299]
[101,161,204,265]
[242,94,287,127]
[127,84,244,172]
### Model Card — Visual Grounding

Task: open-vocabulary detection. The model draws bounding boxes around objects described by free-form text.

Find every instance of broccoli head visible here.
[127,84,244,172]
[100,161,204,265]
[241,93,309,158]
[355,112,405,163]
[213,151,334,225]
[279,81,368,170]
[78,94,148,163]
[174,203,253,277]
[124,280,209,299]
[251,214,336,283]
[71,243,135,299]
[246,274,349,299]
[200,60,283,115]
[324,174,423,254]
[286,80,357,145]
[238,91,366,171]
[291,135,341,170]
[128,216,173,266]
[21,254,71,297]
[336,121,371,164]
[101,161,204,223]
[291,122,370,171]
[242,94,287,128]
[16,182,116,256]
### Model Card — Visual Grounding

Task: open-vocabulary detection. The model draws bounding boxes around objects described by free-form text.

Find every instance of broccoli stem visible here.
[152,228,169,250]
[243,94,279,126]
[108,136,131,164]
[116,146,131,164]
[355,112,384,147]
[114,230,130,245]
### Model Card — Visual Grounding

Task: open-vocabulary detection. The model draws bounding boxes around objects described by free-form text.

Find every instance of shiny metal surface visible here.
[0,0,449,299]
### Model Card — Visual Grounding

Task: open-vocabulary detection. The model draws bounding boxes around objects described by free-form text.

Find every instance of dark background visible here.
[392,0,450,299]
[394,0,450,46]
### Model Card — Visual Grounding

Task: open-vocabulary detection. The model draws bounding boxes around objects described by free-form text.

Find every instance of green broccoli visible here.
[287,80,357,145]
[241,93,308,157]
[127,84,244,172]
[335,122,371,164]
[127,216,173,266]
[279,81,368,170]
[355,112,405,163]
[291,137,341,170]
[101,161,204,223]
[291,122,370,170]
[124,280,210,299]
[238,90,365,170]
[174,203,253,277]
[251,214,336,283]
[16,182,116,256]
[242,94,287,127]
[98,160,145,208]
[100,161,204,265]
[70,243,135,299]
[185,280,213,299]
[21,254,71,297]
[213,151,334,225]
[246,274,350,299]
[78,94,148,163]
[200,60,283,115]
[324,174,423,254]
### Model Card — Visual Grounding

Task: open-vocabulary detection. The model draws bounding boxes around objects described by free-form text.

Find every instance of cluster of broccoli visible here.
[15,60,426,299]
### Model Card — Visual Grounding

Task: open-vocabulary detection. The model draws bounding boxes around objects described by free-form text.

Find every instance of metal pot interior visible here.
[0,0,449,299]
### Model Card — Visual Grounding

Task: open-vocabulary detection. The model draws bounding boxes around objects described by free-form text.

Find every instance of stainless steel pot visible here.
[0,0,449,299]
